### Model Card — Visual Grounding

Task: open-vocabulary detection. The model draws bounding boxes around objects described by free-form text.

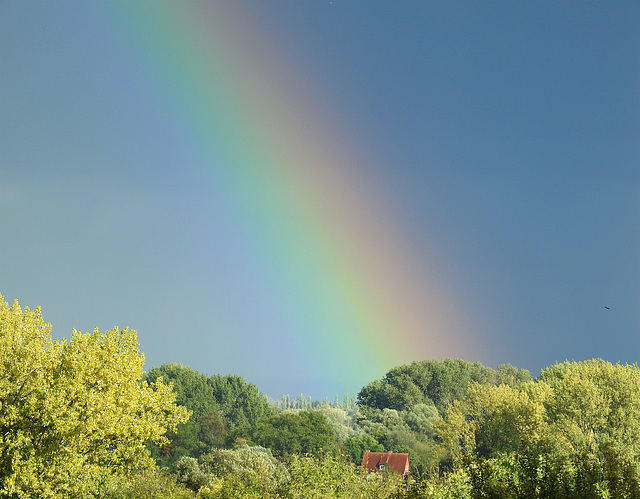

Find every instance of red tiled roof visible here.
[361,451,410,476]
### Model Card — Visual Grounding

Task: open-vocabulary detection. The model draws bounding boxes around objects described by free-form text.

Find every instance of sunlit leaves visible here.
[541,359,640,456]
[283,454,405,499]
[438,360,640,497]
[0,295,190,498]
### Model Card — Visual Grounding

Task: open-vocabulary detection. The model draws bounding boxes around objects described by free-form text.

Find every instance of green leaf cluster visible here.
[438,359,640,497]
[358,359,531,414]
[145,363,275,464]
[174,445,286,495]
[0,295,190,498]
[6,292,640,497]
[247,410,339,459]
[353,359,531,475]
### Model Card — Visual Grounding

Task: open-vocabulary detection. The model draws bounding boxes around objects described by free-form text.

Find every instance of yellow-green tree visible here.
[438,360,640,498]
[0,295,190,498]
[438,382,549,461]
[282,454,405,499]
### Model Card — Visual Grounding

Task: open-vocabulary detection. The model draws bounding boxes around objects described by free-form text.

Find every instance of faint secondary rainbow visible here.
[107,1,482,390]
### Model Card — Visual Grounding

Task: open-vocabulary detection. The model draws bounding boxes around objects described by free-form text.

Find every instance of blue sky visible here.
[1,1,638,399]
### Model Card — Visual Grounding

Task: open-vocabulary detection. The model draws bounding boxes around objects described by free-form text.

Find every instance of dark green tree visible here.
[357,359,500,414]
[145,364,274,465]
[344,434,384,465]
[198,410,227,448]
[249,411,338,459]
[146,363,217,418]
[208,374,275,429]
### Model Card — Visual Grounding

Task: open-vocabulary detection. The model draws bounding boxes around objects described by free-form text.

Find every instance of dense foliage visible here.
[438,359,640,497]
[355,360,532,475]
[358,359,531,413]
[3,293,640,497]
[144,363,275,464]
[247,410,339,458]
[0,296,189,498]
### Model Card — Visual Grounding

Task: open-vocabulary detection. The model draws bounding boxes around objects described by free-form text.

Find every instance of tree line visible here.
[2,294,640,498]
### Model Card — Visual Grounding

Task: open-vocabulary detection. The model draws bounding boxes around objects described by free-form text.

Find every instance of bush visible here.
[100,470,194,499]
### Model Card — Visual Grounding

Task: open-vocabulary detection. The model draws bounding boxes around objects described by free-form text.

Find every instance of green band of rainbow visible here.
[105,1,481,390]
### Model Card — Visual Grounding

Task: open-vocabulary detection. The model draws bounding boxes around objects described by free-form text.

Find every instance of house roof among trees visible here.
[361,451,410,476]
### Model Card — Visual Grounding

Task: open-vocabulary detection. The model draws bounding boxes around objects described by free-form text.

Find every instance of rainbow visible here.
[104,2,482,391]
